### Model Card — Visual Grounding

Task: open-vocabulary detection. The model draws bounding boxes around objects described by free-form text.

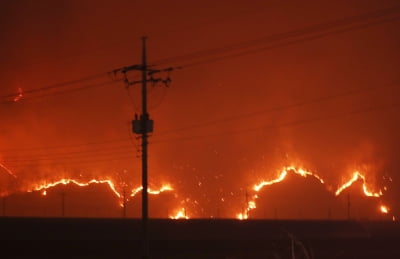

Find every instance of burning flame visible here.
[32,178,121,198]
[13,87,23,102]
[254,166,324,192]
[170,208,189,219]
[380,205,389,214]
[0,161,393,219]
[335,171,382,197]
[30,177,174,202]
[130,184,173,198]
[237,166,389,220]
[238,166,325,219]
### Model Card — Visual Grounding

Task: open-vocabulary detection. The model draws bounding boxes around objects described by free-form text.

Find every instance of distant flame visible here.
[238,166,325,219]
[237,166,388,220]
[380,205,389,214]
[236,212,248,220]
[130,184,173,198]
[170,208,189,219]
[335,171,382,197]
[33,178,121,198]
[254,166,324,192]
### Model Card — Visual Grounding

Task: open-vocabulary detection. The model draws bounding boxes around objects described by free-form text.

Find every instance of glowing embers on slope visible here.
[0,162,17,178]
[170,208,189,219]
[335,171,383,197]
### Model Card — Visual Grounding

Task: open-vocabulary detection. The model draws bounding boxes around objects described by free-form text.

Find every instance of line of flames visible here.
[0,162,391,220]
[237,167,388,220]
[29,178,188,219]
[334,171,382,197]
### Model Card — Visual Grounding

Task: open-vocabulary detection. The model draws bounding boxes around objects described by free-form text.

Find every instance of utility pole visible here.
[112,37,174,258]
[245,191,249,219]
[140,37,150,258]
[122,188,127,218]
[2,196,5,217]
[61,192,66,217]
[347,193,351,220]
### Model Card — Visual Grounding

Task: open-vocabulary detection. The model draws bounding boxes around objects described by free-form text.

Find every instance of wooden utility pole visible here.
[112,37,174,258]
[61,192,66,217]
[347,193,351,220]
[2,196,5,216]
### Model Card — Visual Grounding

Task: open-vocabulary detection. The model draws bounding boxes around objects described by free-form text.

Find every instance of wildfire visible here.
[254,166,324,192]
[237,167,389,220]
[238,166,325,219]
[0,162,393,219]
[236,213,247,220]
[32,178,122,198]
[13,87,23,102]
[170,208,189,219]
[335,171,382,197]
[130,184,173,198]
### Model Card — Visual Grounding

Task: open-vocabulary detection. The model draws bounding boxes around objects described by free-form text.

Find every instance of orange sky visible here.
[0,0,399,219]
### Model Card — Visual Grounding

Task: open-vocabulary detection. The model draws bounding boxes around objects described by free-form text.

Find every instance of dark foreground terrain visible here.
[0,218,399,258]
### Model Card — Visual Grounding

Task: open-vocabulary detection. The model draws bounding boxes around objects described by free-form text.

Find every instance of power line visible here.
[2,144,136,161]
[2,80,397,153]
[4,101,397,166]
[0,72,109,101]
[10,80,123,103]
[2,6,398,103]
[180,15,400,69]
[154,80,399,137]
[0,138,131,152]
[151,5,400,68]
[150,102,400,145]
[5,154,137,168]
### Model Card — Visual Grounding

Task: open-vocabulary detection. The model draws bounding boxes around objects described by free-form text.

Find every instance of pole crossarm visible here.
[111,64,179,88]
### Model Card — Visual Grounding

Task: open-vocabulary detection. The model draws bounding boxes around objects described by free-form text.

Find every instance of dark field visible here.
[0,218,399,258]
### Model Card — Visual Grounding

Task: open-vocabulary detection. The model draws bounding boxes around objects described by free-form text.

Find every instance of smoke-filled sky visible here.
[0,0,399,219]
